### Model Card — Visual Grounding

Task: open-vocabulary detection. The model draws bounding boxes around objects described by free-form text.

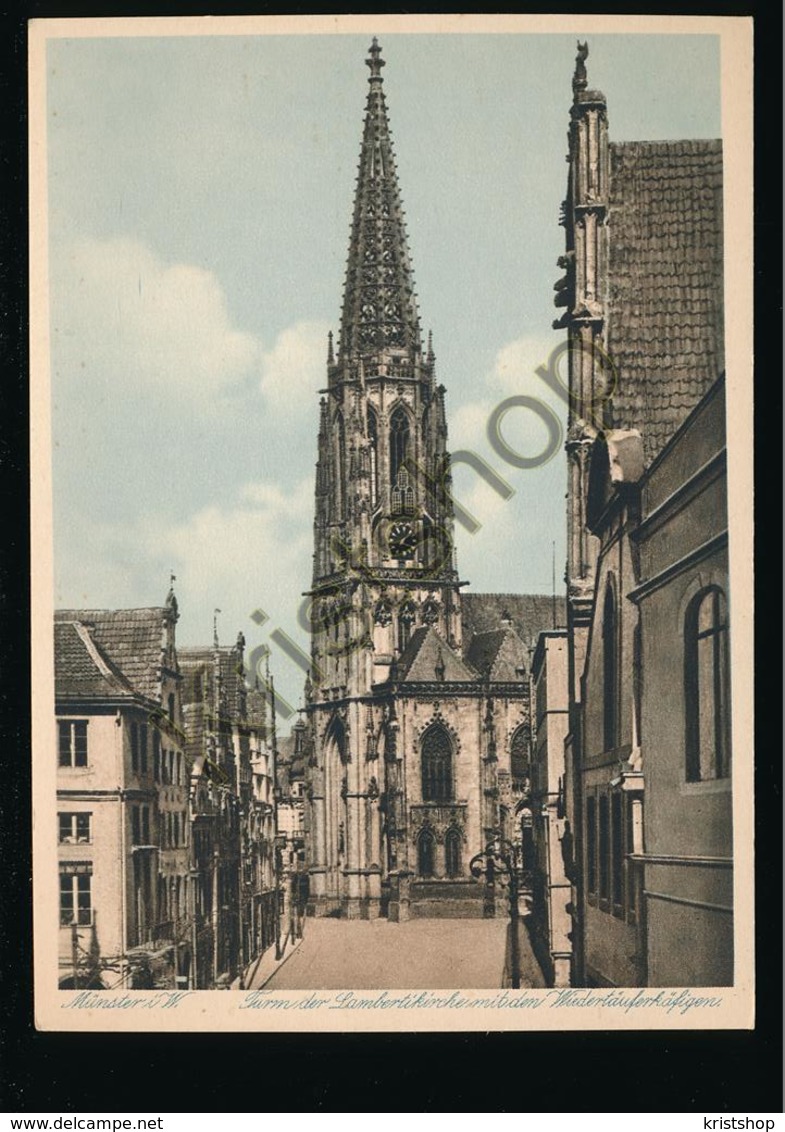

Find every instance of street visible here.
[256,917,547,990]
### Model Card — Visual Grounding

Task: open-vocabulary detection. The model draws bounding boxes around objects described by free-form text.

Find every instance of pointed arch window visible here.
[602,581,619,752]
[335,412,347,519]
[417,829,435,878]
[398,600,416,652]
[421,723,453,803]
[367,408,379,509]
[445,828,462,878]
[389,406,410,488]
[685,587,731,782]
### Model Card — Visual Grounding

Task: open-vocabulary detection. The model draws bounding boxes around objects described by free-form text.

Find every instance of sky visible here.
[45,28,721,718]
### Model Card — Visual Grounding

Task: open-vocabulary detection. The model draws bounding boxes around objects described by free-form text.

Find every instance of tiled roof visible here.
[461,593,567,656]
[396,626,476,684]
[606,139,724,462]
[54,620,135,700]
[466,626,528,682]
[55,607,171,702]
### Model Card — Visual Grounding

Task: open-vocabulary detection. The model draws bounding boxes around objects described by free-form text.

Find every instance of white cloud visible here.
[260,320,330,414]
[54,474,316,707]
[53,235,261,399]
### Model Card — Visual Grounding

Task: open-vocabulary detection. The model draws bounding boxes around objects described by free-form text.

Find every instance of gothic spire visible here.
[338,39,422,364]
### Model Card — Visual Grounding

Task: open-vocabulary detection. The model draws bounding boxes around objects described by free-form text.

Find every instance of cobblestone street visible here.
[256,917,547,990]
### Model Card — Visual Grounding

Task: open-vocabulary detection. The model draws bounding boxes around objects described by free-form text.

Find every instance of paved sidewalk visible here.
[240,932,304,990]
[264,917,546,990]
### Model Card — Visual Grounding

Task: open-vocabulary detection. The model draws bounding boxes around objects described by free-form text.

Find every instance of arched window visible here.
[367,408,379,509]
[421,723,453,803]
[685,586,730,781]
[602,582,619,752]
[398,600,416,652]
[389,406,410,487]
[445,828,462,878]
[335,411,347,519]
[510,724,530,786]
[326,716,347,764]
[418,829,435,878]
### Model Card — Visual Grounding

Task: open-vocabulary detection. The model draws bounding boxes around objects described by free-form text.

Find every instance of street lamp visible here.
[469,833,522,989]
[273,833,287,961]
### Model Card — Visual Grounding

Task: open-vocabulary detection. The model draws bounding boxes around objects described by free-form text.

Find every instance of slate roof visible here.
[461,593,567,657]
[54,620,135,701]
[396,626,476,684]
[55,607,171,703]
[606,139,724,462]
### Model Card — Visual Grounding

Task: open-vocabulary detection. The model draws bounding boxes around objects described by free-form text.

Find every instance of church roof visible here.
[396,626,476,684]
[606,139,724,462]
[465,625,529,682]
[461,593,567,657]
[338,38,422,362]
[54,606,173,703]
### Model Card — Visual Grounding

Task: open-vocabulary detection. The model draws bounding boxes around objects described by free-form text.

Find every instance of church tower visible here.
[306,39,464,918]
[304,41,554,922]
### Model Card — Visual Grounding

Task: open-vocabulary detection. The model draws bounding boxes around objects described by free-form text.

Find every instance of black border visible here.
[1,0,781,1113]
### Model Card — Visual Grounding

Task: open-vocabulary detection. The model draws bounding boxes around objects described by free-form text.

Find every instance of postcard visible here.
[29,12,754,1032]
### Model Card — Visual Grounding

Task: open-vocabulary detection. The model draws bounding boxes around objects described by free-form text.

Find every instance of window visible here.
[398,602,415,652]
[139,723,148,774]
[445,828,462,878]
[335,411,347,519]
[611,791,623,911]
[153,731,160,782]
[598,794,609,902]
[131,805,151,846]
[421,723,453,803]
[368,408,379,509]
[389,406,410,488]
[59,813,91,844]
[626,796,638,922]
[602,583,619,752]
[168,693,175,724]
[586,796,597,896]
[685,587,731,782]
[58,720,88,768]
[418,829,435,878]
[130,721,139,774]
[59,864,92,926]
[510,724,530,786]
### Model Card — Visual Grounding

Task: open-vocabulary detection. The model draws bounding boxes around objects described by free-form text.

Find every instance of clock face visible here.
[388,522,417,559]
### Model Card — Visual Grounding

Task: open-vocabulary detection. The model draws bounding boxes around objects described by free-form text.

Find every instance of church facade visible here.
[303,41,563,921]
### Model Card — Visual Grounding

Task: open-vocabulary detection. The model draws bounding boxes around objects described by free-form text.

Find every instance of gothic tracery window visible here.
[389,406,410,488]
[421,723,453,803]
[685,586,731,782]
[368,408,379,509]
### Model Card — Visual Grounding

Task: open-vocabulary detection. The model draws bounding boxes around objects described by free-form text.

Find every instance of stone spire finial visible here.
[327,330,335,365]
[165,572,179,620]
[366,37,386,82]
[338,38,422,364]
[573,40,589,95]
[213,608,221,649]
